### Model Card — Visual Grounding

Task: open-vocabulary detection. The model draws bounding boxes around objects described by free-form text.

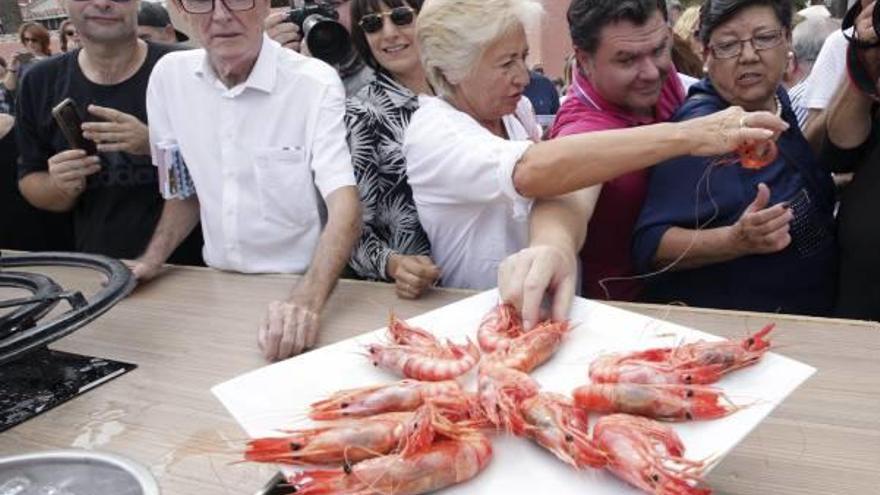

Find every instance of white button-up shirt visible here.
[403,96,539,290]
[147,36,355,273]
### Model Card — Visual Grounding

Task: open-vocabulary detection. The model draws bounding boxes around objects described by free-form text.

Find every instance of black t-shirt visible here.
[15,43,201,263]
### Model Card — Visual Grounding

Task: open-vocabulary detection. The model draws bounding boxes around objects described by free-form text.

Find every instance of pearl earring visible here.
[703,65,708,73]
[787,51,794,58]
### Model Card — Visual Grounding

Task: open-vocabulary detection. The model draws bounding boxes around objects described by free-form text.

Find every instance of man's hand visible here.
[47,149,101,197]
[82,105,150,156]
[265,11,303,52]
[729,183,793,255]
[387,254,441,299]
[498,244,578,330]
[254,186,359,361]
[130,258,164,283]
[258,300,320,360]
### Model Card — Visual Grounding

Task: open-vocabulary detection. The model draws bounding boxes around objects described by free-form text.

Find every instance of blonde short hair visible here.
[673,5,700,45]
[417,0,544,98]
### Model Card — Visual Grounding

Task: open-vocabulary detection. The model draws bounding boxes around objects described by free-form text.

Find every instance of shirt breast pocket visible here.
[253,146,316,229]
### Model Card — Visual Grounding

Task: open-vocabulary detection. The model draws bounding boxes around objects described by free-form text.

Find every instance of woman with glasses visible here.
[345,0,441,299]
[632,0,837,315]
[59,20,81,53]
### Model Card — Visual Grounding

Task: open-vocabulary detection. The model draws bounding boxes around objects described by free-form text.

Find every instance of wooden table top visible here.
[1,263,878,495]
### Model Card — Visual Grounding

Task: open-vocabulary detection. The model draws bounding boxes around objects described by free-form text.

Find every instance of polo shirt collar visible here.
[195,34,278,94]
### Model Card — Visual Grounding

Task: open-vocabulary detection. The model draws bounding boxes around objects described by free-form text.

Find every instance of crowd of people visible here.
[1,0,877,361]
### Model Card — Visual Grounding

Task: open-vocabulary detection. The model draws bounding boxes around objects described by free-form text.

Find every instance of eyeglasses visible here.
[179,0,255,15]
[358,7,415,34]
[22,37,39,43]
[708,29,784,59]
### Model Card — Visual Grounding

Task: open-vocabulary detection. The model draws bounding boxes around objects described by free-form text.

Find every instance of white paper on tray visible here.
[212,290,816,494]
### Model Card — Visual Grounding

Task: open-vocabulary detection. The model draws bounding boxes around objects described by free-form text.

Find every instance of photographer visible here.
[265,0,374,95]
[823,0,880,319]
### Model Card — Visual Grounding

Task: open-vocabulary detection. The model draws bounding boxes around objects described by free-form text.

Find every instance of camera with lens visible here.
[287,0,356,66]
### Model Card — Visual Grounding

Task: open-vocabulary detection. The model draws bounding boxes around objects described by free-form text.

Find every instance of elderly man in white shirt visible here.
[133,0,361,361]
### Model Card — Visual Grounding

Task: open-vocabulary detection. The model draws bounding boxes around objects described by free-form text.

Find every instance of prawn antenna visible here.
[597,159,722,300]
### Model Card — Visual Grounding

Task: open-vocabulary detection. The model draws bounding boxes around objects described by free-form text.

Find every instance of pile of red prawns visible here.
[243,303,775,495]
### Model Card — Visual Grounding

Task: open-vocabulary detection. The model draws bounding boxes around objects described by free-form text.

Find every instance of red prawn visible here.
[737,140,778,169]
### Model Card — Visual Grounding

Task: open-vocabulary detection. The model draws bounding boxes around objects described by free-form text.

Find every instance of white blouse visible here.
[403,96,541,289]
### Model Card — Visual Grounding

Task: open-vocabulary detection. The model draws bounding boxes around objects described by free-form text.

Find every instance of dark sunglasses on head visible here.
[359,7,415,34]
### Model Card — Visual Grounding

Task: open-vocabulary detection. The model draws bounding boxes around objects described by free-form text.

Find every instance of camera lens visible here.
[303,15,354,66]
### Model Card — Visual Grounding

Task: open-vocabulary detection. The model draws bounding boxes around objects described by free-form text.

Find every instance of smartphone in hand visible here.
[12,52,35,66]
[51,97,98,155]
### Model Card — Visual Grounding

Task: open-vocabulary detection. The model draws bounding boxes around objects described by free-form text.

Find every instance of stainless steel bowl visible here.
[0,450,159,495]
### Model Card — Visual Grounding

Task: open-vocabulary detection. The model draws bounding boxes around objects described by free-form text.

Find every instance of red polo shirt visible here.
[548,67,685,301]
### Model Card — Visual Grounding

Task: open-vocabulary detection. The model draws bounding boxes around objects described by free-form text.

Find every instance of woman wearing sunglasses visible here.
[631,0,837,315]
[4,23,52,96]
[345,0,441,299]
[60,20,81,53]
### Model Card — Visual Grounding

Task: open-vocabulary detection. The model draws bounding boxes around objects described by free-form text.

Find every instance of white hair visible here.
[416,0,544,98]
[792,16,840,64]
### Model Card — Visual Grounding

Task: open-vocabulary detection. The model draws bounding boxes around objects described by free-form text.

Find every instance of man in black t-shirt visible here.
[15,0,201,263]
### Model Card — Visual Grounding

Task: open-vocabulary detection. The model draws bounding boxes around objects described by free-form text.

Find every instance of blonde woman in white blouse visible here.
[405,0,789,290]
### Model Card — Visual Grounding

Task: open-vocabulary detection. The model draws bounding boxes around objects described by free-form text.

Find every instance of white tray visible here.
[213,290,815,494]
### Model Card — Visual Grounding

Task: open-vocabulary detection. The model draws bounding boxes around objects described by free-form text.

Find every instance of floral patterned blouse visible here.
[345,71,431,280]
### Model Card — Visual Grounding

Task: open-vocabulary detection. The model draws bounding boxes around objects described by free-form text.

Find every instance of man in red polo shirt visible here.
[500,0,691,324]
[554,0,691,302]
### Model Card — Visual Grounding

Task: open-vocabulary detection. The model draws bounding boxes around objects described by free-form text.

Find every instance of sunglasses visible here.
[179,0,254,14]
[64,31,76,36]
[359,7,415,34]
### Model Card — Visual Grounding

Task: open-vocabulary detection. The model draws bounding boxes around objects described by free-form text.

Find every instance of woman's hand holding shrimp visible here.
[684,106,788,157]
